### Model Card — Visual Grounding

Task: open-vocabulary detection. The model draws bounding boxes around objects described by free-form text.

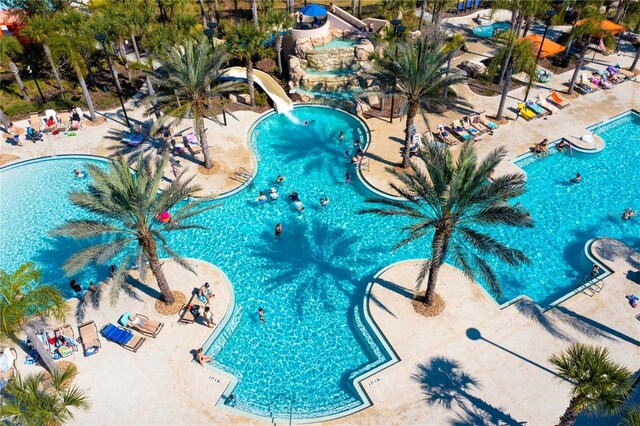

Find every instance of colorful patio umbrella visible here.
[576,19,626,35]
[519,34,565,58]
[300,4,327,17]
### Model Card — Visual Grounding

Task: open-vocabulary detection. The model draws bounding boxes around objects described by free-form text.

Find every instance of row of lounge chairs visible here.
[436,112,499,146]
[517,91,570,121]
[28,108,85,134]
[574,66,635,95]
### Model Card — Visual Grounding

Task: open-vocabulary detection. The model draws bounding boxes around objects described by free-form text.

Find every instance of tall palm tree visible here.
[0,263,67,374]
[360,143,532,307]
[251,0,259,26]
[261,9,294,76]
[491,0,526,85]
[147,37,236,170]
[489,31,537,120]
[550,343,633,426]
[20,14,65,93]
[0,365,90,425]
[366,38,471,168]
[566,18,614,95]
[621,405,640,426]
[442,33,466,97]
[226,22,268,107]
[0,36,30,102]
[50,12,98,122]
[50,154,217,305]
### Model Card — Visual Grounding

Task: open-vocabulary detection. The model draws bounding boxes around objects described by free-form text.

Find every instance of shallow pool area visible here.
[314,38,358,50]
[473,21,511,38]
[1,108,638,421]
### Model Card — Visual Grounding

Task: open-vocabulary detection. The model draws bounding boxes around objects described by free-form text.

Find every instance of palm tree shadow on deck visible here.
[368,277,417,319]
[412,356,523,426]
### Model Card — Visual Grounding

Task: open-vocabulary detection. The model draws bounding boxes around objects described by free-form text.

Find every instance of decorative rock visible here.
[354,41,374,61]
[310,33,332,46]
[306,48,356,70]
[409,30,421,41]
[289,55,301,70]
[228,93,237,102]
[294,38,314,58]
[237,94,251,104]
[458,60,487,76]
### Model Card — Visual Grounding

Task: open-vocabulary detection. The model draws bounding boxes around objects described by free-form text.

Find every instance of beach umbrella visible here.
[300,4,327,17]
[519,34,565,58]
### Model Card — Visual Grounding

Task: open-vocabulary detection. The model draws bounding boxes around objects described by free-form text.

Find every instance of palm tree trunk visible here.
[82,52,97,88]
[9,61,31,102]
[402,102,418,168]
[498,16,523,86]
[630,45,640,71]
[141,235,174,304]
[43,43,64,92]
[558,397,580,426]
[424,230,450,305]
[568,42,588,95]
[442,58,452,98]
[496,62,513,120]
[522,16,532,37]
[419,0,426,30]
[251,0,258,26]
[194,112,213,169]
[118,41,133,82]
[76,70,97,122]
[351,0,356,15]
[199,0,207,27]
[276,36,283,75]
[146,75,160,119]
[24,325,60,374]
[130,31,141,63]
[246,59,255,107]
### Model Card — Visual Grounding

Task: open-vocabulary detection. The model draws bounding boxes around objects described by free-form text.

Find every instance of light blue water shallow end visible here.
[314,39,358,50]
[1,108,639,420]
[473,21,511,38]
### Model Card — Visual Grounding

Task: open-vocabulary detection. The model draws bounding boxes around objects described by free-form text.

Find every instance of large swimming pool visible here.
[0,108,638,420]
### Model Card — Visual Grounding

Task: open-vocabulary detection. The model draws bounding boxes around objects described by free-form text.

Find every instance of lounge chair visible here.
[450,121,472,141]
[460,117,483,135]
[78,320,101,357]
[101,323,146,352]
[183,133,202,155]
[466,114,489,132]
[436,125,458,146]
[119,313,164,338]
[525,100,548,116]
[478,112,499,130]
[28,112,40,132]
[548,91,569,108]
[54,324,79,357]
[41,109,59,133]
[536,94,559,113]
[58,111,70,131]
[517,103,537,120]
[0,347,17,389]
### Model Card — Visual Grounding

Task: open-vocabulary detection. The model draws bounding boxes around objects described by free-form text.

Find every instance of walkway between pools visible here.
[220,67,294,113]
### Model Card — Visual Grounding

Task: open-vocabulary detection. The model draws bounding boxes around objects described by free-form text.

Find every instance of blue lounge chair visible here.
[100,323,146,352]
[457,1,464,12]
[466,0,473,9]
[525,100,549,116]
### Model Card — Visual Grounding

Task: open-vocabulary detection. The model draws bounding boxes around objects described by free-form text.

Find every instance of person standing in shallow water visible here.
[275,223,282,238]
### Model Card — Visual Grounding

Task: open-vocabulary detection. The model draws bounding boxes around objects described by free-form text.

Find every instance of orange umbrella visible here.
[519,34,565,58]
[576,18,626,35]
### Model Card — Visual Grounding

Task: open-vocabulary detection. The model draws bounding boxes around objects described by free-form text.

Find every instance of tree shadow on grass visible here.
[412,356,523,426]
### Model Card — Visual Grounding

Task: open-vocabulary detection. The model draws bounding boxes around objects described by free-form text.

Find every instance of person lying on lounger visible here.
[127,315,157,334]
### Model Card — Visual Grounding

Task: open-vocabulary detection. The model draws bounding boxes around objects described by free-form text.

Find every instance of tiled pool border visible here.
[0,153,110,172]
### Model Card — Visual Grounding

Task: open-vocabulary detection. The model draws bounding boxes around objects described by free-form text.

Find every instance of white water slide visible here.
[220,66,294,113]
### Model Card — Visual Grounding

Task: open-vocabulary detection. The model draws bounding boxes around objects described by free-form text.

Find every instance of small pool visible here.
[0,155,110,296]
[473,21,511,38]
[314,38,358,50]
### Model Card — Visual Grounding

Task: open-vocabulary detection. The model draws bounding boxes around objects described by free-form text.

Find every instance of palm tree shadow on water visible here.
[412,356,524,426]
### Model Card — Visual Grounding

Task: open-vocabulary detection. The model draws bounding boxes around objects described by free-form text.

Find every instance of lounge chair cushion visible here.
[102,323,133,345]
[119,313,132,327]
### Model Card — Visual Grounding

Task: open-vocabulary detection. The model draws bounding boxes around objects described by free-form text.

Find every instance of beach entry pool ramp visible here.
[219,67,294,113]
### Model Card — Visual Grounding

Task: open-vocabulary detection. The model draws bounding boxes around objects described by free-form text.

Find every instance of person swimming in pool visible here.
[289,190,300,202]
[345,172,351,183]
[256,191,267,203]
[74,169,85,178]
[339,131,344,141]
[276,174,285,184]
[275,223,282,238]
[622,208,637,220]
[258,307,266,323]
[295,200,305,212]
[269,187,279,201]
[570,172,581,183]
[320,196,329,207]
[556,139,567,154]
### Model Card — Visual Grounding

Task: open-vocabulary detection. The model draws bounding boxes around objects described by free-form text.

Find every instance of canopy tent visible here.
[519,34,565,58]
[576,19,626,35]
[300,4,327,17]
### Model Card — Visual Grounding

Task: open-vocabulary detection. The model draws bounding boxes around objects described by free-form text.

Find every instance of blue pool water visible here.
[314,39,358,50]
[1,108,638,420]
[473,21,511,38]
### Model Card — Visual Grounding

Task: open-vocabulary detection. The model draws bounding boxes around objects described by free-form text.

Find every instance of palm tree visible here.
[366,38,471,167]
[442,34,466,97]
[621,405,640,426]
[489,31,537,120]
[226,22,268,107]
[50,12,98,122]
[0,36,30,102]
[251,0,259,26]
[50,154,217,306]
[549,343,633,426]
[360,143,532,307]
[0,365,90,425]
[147,37,236,170]
[566,18,615,95]
[261,9,294,76]
[20,14,65,93]
[0,263,67,374]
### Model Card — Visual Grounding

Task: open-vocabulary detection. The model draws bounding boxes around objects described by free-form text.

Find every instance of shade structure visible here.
[576,18,626,35]
[300,4,327,17]
[519,33,565,58]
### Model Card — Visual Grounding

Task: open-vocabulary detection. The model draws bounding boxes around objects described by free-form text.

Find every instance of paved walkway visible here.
[326,238,639,425]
